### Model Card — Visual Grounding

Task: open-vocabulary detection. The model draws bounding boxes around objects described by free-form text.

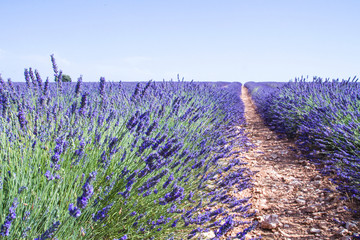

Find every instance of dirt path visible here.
[231,87,359,239]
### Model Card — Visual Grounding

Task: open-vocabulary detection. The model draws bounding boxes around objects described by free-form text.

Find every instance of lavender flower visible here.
[18,186,28,194]
[92,203,113,222]
[163,173,174,189]
[29,67,36,86]
[99,77,106,97]
[187,191,195,203]
[113,235,127,240]
[44,170,54,181]
[69,171,97,218]
[79,92,88,114]
[17,107,27,130]
[34,221,60,240]
[0,198,18,236]
[99,151,110,169]
[24,68,31,88]
[43,77,49,95]
[57,71,63,89]
[108,137,119,155]
[7,78,14,91]
[23,211,31,221]
[145,121,158,136]
[216,216,234,237]
[35,69,43,88]
[130,82,141,102]
[141,80,152,97]
[236,222,257,239]
[69,203,81,218]
[171,219,179,228]
[1,94,8,117]
[77,171,97,208]
[50,54,58,76]
[75,75,83,97]
[51,139,64,169]
[159,185,184,205]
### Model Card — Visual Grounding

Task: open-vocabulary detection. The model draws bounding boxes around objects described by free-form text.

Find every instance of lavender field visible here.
[1,56,360,239]
[0,59,256,239]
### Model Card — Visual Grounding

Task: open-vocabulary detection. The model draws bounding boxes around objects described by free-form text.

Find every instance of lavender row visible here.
[0,58,255,239]
[245,78,360,201]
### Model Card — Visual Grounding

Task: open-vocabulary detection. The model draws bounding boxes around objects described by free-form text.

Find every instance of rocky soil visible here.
[226,87,360,239]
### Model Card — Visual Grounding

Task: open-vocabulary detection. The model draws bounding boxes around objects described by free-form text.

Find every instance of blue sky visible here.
[1,0,359,83]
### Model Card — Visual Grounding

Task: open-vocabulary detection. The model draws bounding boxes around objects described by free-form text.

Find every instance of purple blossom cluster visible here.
[69,171,97,218]
[34,221,60,240]
[0,198,18,236]
[92,202,114,222]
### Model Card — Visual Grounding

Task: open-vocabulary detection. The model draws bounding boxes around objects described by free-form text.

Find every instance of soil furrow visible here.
[234,87,359,240]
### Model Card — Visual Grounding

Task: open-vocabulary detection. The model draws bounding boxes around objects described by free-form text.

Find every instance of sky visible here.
[0,0,359,83]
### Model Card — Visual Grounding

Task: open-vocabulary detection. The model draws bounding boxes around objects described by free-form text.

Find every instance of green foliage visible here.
[62,74,72,82]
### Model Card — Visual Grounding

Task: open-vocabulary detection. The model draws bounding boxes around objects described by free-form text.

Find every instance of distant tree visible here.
[62,74,72,82]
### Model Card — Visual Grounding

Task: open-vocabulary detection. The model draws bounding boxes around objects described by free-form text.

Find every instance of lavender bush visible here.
[0,57,255,239]
[245,78,360,201]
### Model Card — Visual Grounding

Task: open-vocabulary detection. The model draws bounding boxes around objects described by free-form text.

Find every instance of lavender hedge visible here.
[245,78,360,201]
[0,57,255,239]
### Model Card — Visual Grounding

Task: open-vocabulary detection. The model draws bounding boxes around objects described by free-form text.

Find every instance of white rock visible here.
[288,177,296,181]
[280,150,288,155]
[260,214,281,230]
[318,221,327,229]
[309,228,321,234]
[345,222,357,231]
[314,175,322,180]
[296,199,306,205]
[305,205,318,213]
[200,230,215,239]
[259,199,270,210]
[338,228,350,236]
[291,180,302,186]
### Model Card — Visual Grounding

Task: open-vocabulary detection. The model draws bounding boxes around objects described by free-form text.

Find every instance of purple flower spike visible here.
[216,216,234,237]
[114,235,127,240]
[69,203,81,218]
[34,221,60,240]
[92,203,114,222]
[99,77,106,97]
[75,75,83,96]
[159,185,185,205]
[79,92,88,114]
[77,171,97,209]
[0,198,18,236]
[69,172,97,218]
[17,107,27,130]
[50,54,58,75]
[24,68,31,88]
